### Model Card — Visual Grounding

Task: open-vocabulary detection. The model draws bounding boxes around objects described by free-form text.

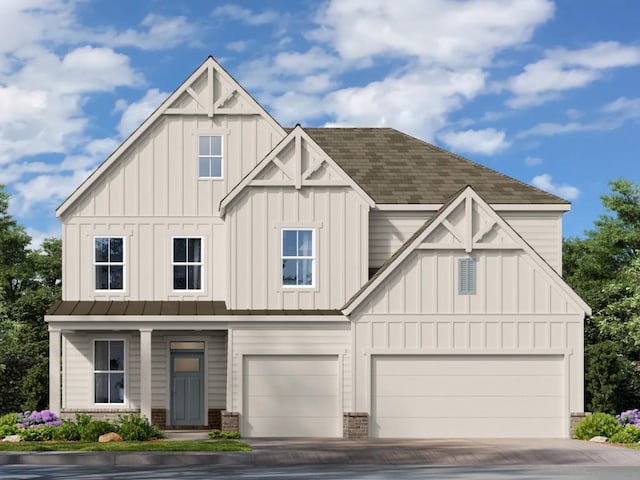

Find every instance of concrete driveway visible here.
[2,438,640,466]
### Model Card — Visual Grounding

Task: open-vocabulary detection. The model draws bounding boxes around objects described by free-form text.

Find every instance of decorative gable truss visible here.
[343,186,591,316]
[421,187,520,252]
[164,60,260,118]
[220,126,375,215]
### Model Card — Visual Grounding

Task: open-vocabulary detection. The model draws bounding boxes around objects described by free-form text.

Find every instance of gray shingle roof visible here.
[302,128,567,205]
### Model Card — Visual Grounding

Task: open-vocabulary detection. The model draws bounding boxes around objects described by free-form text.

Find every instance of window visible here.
[458,257,476,295]
[198,135,223,178]
[282,229,314,287]
[172,237,203,290]
[94,237,124,290]
[94,340,125,404]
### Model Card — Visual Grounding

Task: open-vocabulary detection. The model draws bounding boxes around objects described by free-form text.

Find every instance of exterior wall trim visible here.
[375,204,571,212]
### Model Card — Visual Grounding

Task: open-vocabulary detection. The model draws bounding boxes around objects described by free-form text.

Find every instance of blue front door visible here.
[170,351,204,426]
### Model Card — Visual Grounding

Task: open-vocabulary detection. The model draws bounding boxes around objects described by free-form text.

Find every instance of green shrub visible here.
[74,413,93,430]
[18,426,56,441]
[79,420,114,442]
[574,412,622,440]
[115,414,163,441]
[610,425,640,444]
[0,424,18,438]
[52,421,81,441]
[208,429,241,439]
[0,412,18,427]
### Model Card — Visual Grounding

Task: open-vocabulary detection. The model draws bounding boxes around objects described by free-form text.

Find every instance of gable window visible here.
[198,135,223,178]
[94,340,125,404]
[94,237,124,291]
[458,257,476,295]
[173,237,203,290]
[282,229,314,287]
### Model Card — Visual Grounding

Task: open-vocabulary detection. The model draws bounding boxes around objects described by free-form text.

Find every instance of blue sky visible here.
[0,0,638,247]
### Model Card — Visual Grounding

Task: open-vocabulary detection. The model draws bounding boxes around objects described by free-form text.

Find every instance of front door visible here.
[170,351,204,426]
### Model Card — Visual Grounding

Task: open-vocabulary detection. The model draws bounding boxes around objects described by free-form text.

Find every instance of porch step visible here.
[162,430,210,441]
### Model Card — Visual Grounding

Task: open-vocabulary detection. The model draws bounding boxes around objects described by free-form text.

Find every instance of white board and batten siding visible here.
[229,324,352,437]
[61,113,284,302]
[226,187,369,310]
[369,210,563,273]
[351,246,584,438]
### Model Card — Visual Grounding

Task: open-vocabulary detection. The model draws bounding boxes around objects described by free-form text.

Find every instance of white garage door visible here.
[243,355,339,437]
[372,355,565,438]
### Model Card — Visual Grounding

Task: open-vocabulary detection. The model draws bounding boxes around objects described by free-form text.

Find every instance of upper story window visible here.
[198,135,223,179]
[94,340,125,404]
[173,237,203,291]
[282,229,315,287]
[458,257,476,295]
[94,237,124,291]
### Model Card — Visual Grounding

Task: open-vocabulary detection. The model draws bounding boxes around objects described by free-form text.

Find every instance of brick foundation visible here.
[221,411,239,432]
[208,408,222,429]
[570,412,590,438]
[343,412,369,439]
[151,408,167,429]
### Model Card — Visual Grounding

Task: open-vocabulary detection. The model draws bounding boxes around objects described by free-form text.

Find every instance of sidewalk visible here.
[3,438,640,467]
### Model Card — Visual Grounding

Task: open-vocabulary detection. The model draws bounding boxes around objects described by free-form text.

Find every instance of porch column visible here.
[48,328,61,415]
[139,328,153,421]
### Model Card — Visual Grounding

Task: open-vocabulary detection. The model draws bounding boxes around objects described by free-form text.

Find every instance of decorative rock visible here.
[98,432,123,443]
[1,435,21,443]
[589,436,608,443]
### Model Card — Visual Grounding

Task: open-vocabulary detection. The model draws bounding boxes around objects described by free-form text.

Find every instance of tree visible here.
[0,185,61,413]
[563,179,640,412]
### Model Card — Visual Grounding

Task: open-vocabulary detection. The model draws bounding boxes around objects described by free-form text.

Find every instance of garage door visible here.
[243,355,339,437]
[372,355,564,438]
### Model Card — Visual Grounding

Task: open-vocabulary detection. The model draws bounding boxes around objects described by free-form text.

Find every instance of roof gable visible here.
[343,186,590,316]
[219,125,375,216]
[57,56,285,218]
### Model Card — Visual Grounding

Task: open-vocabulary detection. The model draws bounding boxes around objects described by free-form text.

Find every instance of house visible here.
[45,56,590,438]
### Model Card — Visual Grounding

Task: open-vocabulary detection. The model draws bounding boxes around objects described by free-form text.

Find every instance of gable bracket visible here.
[294,135,302,189]
[207,64,214,117]
[214,88,238,109]
[303,157,325,180]
[186,87,206,110]
[465,196,473,253]
[473,220,496,244]
[272,157,292,180]
[442,219,462,243]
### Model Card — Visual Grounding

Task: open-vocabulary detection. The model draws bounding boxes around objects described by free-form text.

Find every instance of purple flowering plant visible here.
[616,409,640,427]
[16,410,63,429]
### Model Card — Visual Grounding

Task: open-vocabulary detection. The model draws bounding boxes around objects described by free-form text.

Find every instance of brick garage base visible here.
[570,412,590,438]
[221,411,239,432]
[151,408,167,428]
[343,412,368,438]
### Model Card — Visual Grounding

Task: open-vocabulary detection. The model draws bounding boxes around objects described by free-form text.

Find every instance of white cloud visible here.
[95,14,200,50]
[26,225,61,249]
[524,156,543,166]
[603,97,640,120]
[311,0,554,68]
[517,120,616,138]
[321,68,486,140]
[116,88,169,138]
[438,128,510,155]
[532,174,580,200]
[227,40,249,53]
[505,42,640,107]
[212,4,278,25]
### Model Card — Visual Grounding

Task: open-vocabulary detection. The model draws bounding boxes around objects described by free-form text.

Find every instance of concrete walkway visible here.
[2,438,640,466]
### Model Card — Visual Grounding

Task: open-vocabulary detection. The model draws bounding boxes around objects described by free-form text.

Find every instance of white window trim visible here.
[197,134,224,180]
[281,228,316,289]
[171,236,205,293]
[93,236,126,292]
[93,338,127,406]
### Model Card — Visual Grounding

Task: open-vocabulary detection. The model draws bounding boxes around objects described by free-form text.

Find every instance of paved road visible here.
[0,464,638,480]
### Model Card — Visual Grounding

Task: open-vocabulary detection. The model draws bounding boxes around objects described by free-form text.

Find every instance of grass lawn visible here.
[0,440,251,452]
